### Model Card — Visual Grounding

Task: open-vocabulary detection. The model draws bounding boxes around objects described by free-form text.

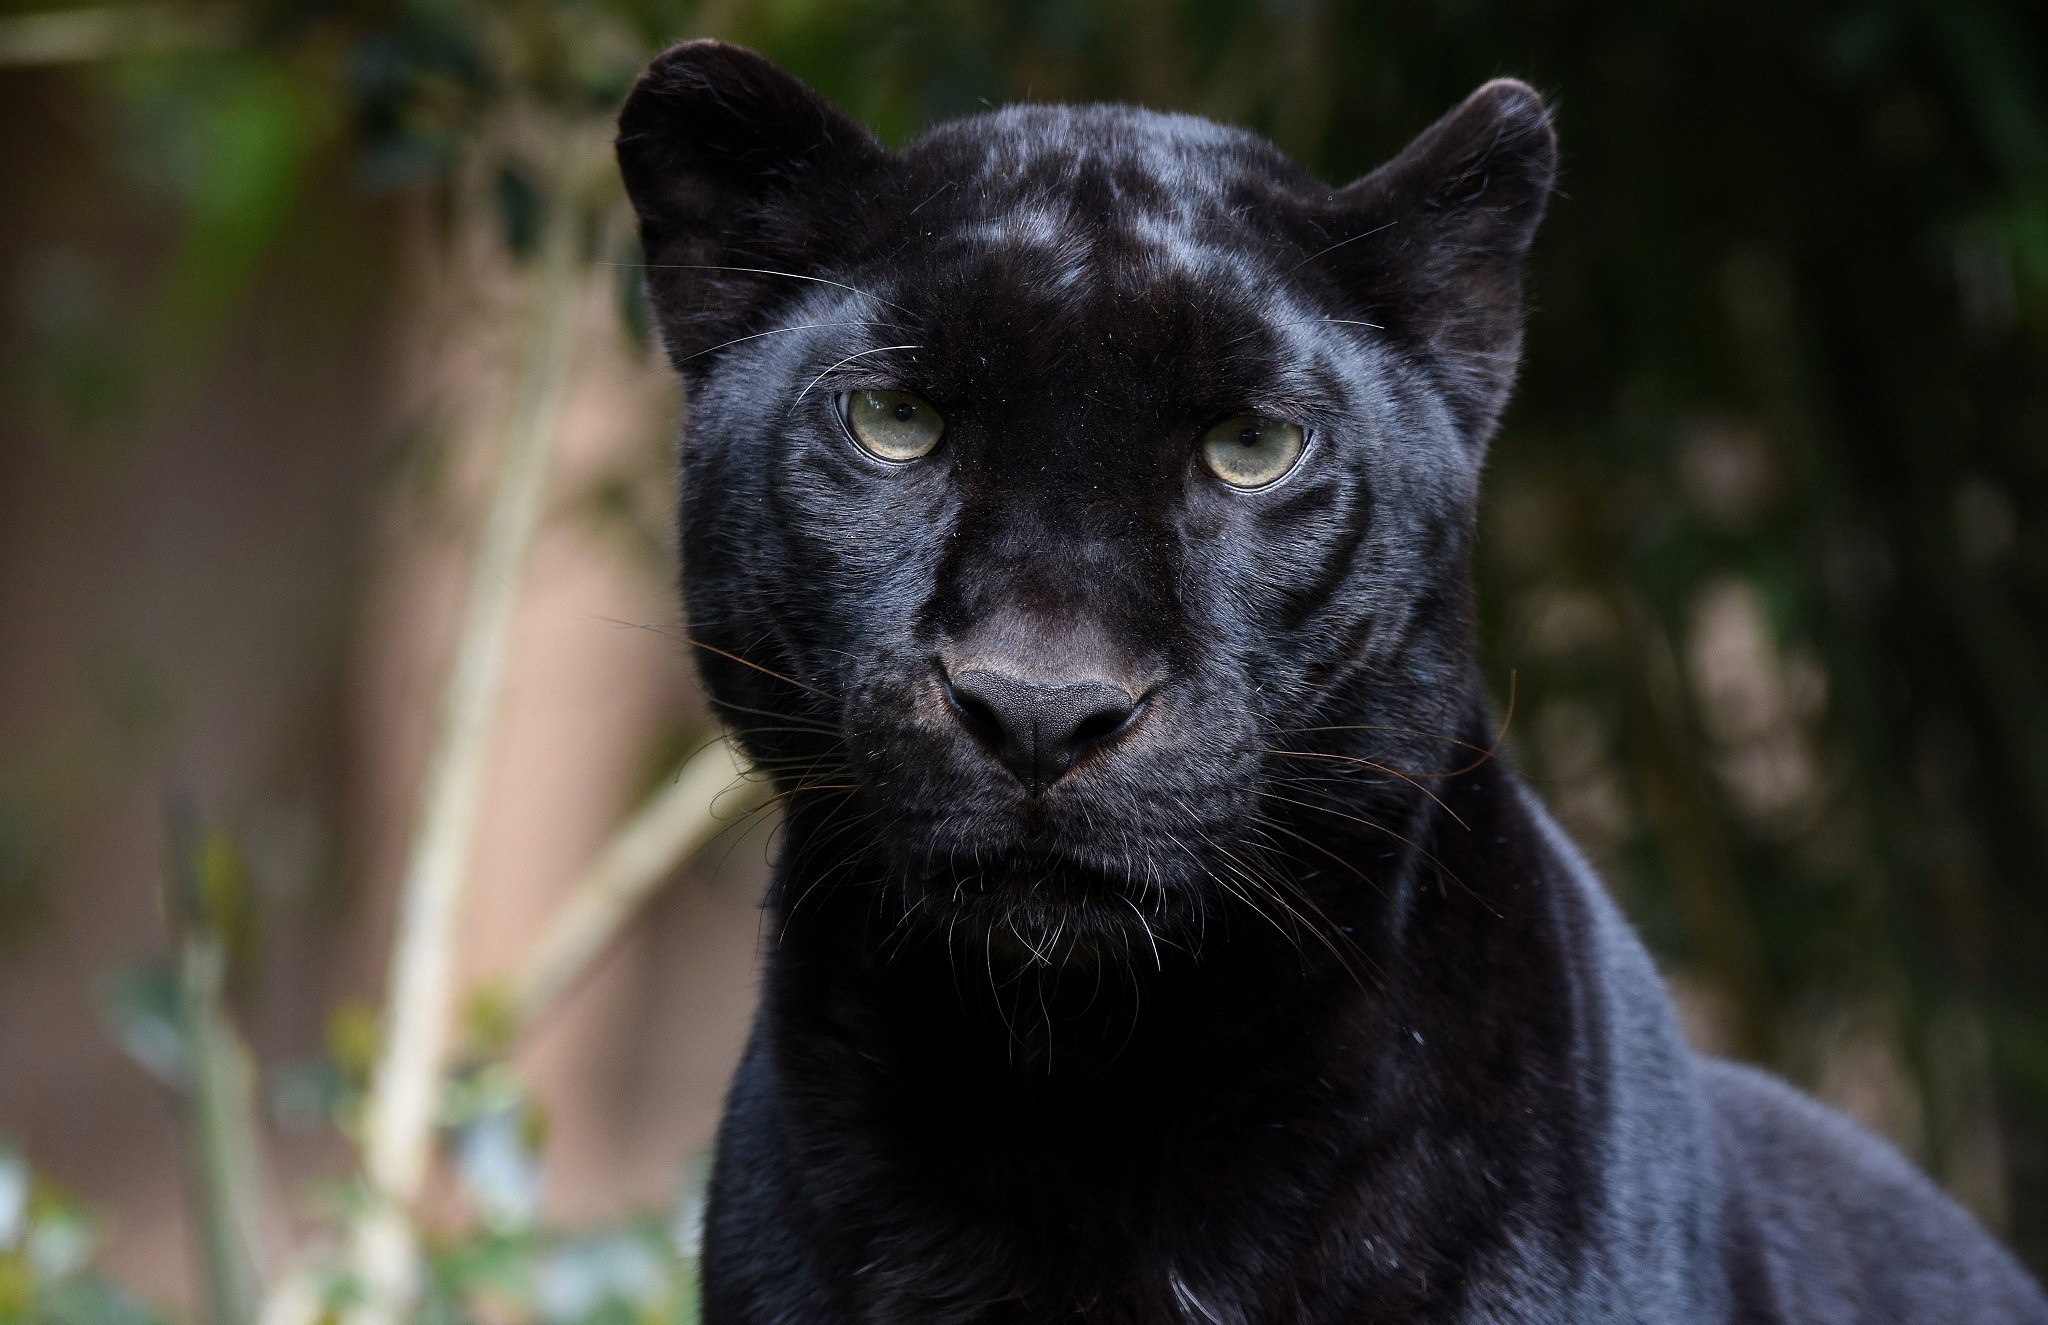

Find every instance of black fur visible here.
[616,41,2048,1323]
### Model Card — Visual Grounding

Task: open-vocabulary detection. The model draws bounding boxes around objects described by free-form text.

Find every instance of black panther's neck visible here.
[741,701,1617,1318]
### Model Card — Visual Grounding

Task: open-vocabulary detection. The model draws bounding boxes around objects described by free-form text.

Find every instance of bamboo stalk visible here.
[489,737,767,1046]
[178,936,268,1325]
[346,134,585,1325]
[165,809,270,1325]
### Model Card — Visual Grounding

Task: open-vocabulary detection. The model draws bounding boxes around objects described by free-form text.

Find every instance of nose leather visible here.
[945,668,1138,793]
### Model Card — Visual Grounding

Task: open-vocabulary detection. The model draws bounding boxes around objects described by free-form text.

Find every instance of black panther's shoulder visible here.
[1699,1057,2048,1324]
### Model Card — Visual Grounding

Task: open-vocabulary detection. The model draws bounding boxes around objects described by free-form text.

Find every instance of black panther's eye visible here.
[840,389,945,462]
[1199,414,1306,489]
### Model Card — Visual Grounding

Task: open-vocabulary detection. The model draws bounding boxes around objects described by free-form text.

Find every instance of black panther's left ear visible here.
[616,41,891,372]
[1315,79,1557,446]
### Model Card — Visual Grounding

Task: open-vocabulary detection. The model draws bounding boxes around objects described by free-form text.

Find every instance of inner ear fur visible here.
[1319,79,1557,445]
[616,41,890,371]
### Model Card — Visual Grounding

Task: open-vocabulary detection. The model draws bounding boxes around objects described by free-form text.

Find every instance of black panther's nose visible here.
[943,668,1140,794]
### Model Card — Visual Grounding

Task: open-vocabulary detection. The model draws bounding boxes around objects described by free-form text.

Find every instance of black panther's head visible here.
[617,43,1553,960]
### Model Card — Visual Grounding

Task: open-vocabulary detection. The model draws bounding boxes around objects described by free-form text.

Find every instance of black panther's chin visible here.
[891,849,1198,969]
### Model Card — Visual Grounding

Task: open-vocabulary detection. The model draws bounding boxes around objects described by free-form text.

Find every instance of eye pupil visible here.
[1239,427,1260,448]
[894,403,916,422]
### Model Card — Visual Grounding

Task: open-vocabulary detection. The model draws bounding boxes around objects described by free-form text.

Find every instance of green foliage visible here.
[416,1219,699,1325]
[86,814,707,1325]
[114,47,327,347]
[0,1145,170,1325]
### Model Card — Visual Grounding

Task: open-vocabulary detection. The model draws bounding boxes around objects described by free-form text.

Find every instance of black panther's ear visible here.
[616,41,890,370]
[1318,79,1556,445]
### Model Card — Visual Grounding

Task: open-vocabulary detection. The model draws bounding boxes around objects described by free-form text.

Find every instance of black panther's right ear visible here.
[616,41,890,370]
[1310,79,1556,448]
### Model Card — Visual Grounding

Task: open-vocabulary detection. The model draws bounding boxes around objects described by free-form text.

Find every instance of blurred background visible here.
[1,0,2044,1319]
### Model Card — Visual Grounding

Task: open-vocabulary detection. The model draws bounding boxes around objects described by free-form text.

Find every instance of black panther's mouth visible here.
[925,849,1143,907]
[898,846,1191,963]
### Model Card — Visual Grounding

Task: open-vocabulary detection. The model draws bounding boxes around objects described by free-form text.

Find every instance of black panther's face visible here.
[618,47,1554,956]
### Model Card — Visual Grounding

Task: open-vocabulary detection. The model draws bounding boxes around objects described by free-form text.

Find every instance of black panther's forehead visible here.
[845,267,1322,439]
[887,107,1321,322]
[770,107,1357,442]
[910,103,1302,207]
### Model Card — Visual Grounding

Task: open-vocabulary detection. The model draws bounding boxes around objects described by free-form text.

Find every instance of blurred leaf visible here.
[449,1106,544,1235]
[461,982,518,1059]
[442,1067,547,1234]
[25,1209,93,1285]
[267,1057,355,1133]
[194,829,262,990]
[495,162,543,262]
[114,45,332,373]
[324,1001,380,1084]
[0,1254,26,1325]
[99,962,186,1088]
[30,1274,171,1325]
[532,1228,669,1325]
[0,1147,24,1254]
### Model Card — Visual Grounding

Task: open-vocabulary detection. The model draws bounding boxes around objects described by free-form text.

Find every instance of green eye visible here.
[1199,414,1306,489]
[841,389,945,462]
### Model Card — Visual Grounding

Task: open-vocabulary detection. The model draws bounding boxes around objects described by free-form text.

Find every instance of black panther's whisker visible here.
[672,320,863,365]
[1259,788,1501,920]
[719,736,851,765]
[1208,838,1377,989]
[619,262,915,315]
[780,820,878,901]
[720,729,850,750]
[1277,673,1517,780]
[776,790,878,940]
[1260,771,1390,797]
[1270,724,1494,759]
[1219,315,1387,350]
[724,738,845,762]
[592,615,844,703]
[1123,896,1164,971]
[1260,748,1471,830]
[794,344,924,402]
[984,926,1017,1046]
[1286,219,1399,272]
[689,636,839,698]
[700,779,795,872]
[1199,852,1308,961]
[879,885,935,964]
[696,765,870,880]
[718,722,843,745]
[1241,810,1388,901]
[1235,836,1389,987]
[734,785,867,858]
[1172,800,1308,956]
[779,854,866,943]
[708,699,842,735]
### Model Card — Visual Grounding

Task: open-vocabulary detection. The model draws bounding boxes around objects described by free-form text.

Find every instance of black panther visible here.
[615,40,2048,1323]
